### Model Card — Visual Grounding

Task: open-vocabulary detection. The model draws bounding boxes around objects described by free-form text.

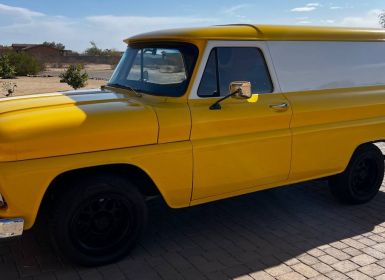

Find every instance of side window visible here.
[197,47,273,97]
[197,49,218,97]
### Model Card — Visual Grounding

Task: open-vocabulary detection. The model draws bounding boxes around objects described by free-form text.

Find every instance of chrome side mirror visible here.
[230,81,252,99]
[209,81,253,110]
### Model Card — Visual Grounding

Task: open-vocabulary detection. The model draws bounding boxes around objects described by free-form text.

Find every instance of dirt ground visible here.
[0,64,114,98]
[42,64,114,81]
[0,77,106,97]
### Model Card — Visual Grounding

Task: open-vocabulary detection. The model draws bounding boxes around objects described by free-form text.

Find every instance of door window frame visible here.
[189,40,281,99]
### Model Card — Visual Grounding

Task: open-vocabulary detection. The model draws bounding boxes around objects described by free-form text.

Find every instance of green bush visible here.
[0,55,16,79]
[6,51,44,76]
[60,64,88,90]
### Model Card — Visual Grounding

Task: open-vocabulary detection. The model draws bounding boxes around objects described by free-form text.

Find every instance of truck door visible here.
[189,41,292,200]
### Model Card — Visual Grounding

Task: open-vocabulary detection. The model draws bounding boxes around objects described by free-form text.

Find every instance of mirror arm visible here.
[209,89,241,110]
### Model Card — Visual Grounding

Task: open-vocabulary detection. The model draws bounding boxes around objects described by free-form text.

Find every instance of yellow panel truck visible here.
[0,25,385,265]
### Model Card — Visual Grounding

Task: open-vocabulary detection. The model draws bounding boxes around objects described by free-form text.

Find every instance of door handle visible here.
[269,103,289,112]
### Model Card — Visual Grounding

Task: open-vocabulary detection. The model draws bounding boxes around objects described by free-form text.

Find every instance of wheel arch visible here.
[329,140,385,204]
[38,164,162,220]
[353,140,385,158]
[340,140,385,175]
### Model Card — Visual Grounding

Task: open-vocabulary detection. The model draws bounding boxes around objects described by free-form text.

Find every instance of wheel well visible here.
[346,142,385,169]
[356,141,385,156]
[38,164,160,219]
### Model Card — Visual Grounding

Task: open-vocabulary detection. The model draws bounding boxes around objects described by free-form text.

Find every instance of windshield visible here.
[108,43,198,97]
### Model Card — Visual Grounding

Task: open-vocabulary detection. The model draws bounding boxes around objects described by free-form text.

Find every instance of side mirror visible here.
[230,81,252,99]
[209,81,252,110]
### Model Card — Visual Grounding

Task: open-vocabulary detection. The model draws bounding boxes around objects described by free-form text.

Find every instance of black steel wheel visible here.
[329,144,384,204]
[49,174,147,266]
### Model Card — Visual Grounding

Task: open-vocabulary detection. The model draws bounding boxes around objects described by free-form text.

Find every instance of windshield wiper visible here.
[107,83,142,97]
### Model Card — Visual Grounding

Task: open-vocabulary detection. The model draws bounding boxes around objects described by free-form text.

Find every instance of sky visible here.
[0,1,384,52]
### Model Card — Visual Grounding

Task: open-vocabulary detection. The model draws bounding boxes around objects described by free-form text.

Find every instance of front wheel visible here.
[329,144,384,204]
[49,174,147,266]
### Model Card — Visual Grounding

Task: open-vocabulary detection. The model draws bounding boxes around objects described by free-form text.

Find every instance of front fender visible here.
[0,141,193,229]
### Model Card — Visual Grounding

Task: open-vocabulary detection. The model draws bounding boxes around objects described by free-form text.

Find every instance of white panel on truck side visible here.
[268,41,385,93]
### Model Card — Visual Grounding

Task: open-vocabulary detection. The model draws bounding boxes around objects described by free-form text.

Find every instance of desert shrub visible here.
[60,64,88,90]
[6,51,44,76]
[0,55,16,79]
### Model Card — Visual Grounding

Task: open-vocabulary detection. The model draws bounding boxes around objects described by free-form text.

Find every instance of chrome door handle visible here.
[269,103,289,111]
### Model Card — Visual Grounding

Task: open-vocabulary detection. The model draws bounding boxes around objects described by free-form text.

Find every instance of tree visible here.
[60,64,88,90]
[103,48,123,57]
[84,41,122,56]
[42,41,65,50]
[84,41,103,56]
[380,12,385,28]
[0,55,16,79]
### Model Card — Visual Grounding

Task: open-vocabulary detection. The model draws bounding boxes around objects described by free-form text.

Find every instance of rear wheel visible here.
[329,144,384,204]
[49,174,147,266]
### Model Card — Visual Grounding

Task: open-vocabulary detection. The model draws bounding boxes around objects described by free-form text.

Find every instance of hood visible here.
[0,88,158,161]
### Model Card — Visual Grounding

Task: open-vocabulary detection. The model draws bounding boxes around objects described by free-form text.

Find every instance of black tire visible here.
[329,144,384,204]
[49,173,147,266]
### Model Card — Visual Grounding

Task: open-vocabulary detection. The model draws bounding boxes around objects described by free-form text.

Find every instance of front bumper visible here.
[0,218,24,238]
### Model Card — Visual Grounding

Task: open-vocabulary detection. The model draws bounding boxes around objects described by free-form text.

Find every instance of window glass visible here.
[108,43,198,97]
[127,48,187,84]
[197,47,273,97]
[217,48,273,96]
[197,49,218,97]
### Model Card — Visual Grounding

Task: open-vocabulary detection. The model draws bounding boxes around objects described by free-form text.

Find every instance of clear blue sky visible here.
[0,1,384,51]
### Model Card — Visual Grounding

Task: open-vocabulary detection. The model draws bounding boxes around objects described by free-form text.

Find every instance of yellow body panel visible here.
[189,86,385,206]
[153,102,191,144]
[0,141,193,229]
[1,25,385,230]
[127,25,385,43]
[286,86,385,180]
[0,90,158,161]
[189,94,292,199]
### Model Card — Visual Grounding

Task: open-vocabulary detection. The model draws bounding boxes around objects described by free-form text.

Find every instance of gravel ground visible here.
[0,77,106,97]
[41,64,114,81]
[0,64,113,98]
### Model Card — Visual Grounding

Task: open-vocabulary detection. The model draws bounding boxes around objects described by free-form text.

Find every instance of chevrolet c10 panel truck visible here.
[1,24,385,265]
